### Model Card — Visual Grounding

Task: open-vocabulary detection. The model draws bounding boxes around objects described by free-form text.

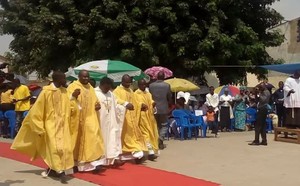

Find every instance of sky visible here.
[0,0,299,55]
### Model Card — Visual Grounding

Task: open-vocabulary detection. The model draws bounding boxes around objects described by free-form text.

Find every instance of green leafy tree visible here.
[0,0,284,84]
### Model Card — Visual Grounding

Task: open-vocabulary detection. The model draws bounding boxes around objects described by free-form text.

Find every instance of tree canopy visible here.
[0,0,284,84]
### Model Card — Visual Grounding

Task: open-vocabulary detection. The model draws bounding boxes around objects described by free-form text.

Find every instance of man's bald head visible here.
[78,70,90,85]
[138,79,146,85]
[52,71,65,81]
[52,71,66,87]
[121,74,132,88]
[138,79,147,91]
[157,71,165,80]
[79,70,88,77]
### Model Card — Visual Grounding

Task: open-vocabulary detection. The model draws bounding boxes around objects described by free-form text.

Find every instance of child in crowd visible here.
[206,106,219,137]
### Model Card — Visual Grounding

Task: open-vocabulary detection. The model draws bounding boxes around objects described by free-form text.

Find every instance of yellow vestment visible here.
[67,81,104,163]
[11,84,74,172]
[134,89,159,153]
[113,86,147,153]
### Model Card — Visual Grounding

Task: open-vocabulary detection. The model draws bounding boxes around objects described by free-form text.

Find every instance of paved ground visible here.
[1,131,300,186]
[0,157,96,186]
[146,131,300,186]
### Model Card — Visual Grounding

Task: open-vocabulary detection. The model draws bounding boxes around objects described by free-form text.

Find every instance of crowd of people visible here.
[0,72,31,137]
[7,70,172,183]
[170,70,300,145]
[1,67,299,183]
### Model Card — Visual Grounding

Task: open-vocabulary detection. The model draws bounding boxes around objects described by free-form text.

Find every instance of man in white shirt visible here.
[283,70,300,128]
[205,86,219,124]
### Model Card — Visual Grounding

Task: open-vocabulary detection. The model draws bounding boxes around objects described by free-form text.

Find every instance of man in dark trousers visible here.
[272,81,284,127]
[149,71,172,150]
[249,83,271,146]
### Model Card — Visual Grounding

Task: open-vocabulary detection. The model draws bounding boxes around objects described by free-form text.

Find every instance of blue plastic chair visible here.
[246,108,257,127]
[0,111,4,119]
[266,117,273,133]
[4,110,16,139]
[188,114,207,138]
[23,111,29,118]
[172,110,194,140]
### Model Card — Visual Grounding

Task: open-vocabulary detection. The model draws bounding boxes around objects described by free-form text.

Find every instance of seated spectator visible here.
[0,82,15,138]
[194,98,208,123]
[248,88,258,108]
[167,102,178,138]
[267,104,278,128]
[0,82,15,112]
[168,93,190,138]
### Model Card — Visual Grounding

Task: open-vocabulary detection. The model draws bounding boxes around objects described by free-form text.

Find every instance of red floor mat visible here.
[0,142,219,186]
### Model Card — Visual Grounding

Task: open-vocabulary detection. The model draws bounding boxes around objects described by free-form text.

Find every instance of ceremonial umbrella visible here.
[165,78,200,92]
[66,60,148,82]
[214,85,240,97]
[144,66,173,79]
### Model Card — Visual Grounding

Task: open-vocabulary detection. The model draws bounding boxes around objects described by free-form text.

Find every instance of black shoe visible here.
[73,166,78,173]
[59,173,68,184]
[159,144,165,150]
[48,168,60,177]
[148,154,158,161]
[134,158,144,164]
[248,141,260,146]
[112,159,125,168]
[159,139,165,150]
[260,142,268,146]
[92,165,104,174]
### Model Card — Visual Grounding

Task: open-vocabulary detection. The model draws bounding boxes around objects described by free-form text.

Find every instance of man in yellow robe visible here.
[67,70,105,172]
[11,71,74,183]
[113,75,147,162]
[135,79,159,161]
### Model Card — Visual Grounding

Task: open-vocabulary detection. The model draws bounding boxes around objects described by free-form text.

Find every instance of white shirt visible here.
[205,93,219,111]
[283,77,300,108]
[219,94,232,107]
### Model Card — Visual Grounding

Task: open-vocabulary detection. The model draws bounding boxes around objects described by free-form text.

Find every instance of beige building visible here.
[206,18,300,88]
[255,17,300,87]
[266,18,300,63]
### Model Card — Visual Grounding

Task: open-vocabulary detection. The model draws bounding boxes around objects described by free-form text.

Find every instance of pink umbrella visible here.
[144,66,173,79]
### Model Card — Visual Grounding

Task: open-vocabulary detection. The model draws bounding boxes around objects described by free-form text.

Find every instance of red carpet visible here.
[0,142,219,186]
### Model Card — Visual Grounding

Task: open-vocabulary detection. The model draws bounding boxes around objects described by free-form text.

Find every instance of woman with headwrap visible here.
[233,86,249,131]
